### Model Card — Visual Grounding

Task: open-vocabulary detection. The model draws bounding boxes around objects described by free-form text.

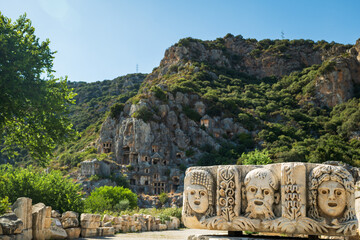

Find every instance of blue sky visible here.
[1,0,360,82]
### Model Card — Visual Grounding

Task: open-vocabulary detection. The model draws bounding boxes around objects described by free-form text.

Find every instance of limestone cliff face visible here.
[150,35,349,81]
[314,41,360,107]
[97,90,250,194]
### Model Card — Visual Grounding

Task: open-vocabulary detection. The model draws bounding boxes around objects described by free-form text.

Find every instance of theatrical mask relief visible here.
[182,163,359,236]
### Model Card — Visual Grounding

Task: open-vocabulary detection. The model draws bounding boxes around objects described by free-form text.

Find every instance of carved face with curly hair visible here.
[184,169,214,217]
[309,165,355,221]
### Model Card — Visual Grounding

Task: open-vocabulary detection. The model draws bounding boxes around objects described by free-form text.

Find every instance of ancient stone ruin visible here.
[182,162,359,236]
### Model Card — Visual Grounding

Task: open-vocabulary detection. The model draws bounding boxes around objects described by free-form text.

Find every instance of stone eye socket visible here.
[336,190,342,196]
[200,191,206,196]
[190,190,195,195]
[264,190,270,195]
[321,189,328,195]
[250,187,256,193]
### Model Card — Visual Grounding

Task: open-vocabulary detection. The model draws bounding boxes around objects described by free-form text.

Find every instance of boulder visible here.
[64,228,80,239]
[170,217,180,229]
[61,212,78,219]
[11,197,32,230]
[61,218,78,229]
[47,226,67,239]
[51,210,61,218]
[0,213,23,235]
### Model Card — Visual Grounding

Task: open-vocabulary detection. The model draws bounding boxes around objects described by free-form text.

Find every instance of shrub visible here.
[131,106,153,122]
[0,197,10,215]
[84,186,137,213]
[110,103,125,119]
[183,106,201,122]
[158,207,182,223]
[159,192,169,206]
[0,165,84,213]
[238,149,272,165]
[110,174,130,188]
[150,86,167,102]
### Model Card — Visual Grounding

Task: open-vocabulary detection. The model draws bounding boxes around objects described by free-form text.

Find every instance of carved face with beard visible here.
[244,168,279,220]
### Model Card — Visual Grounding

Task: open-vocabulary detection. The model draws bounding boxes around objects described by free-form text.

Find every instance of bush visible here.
[238,149,272,165]
[158,207,182,223]
[84,186,137,213]
[0,165,84,213]
[0,197,10,215]
[159,192,169,206]
[110,103,125,119]
[131,106,153,122]
[183,106,201,122]
[150,86,167,102]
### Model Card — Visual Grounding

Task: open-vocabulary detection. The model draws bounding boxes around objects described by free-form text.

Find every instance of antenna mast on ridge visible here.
[136,64,139,73]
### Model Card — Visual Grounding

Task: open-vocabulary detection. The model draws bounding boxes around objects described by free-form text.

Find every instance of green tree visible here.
[237,149,272,165]
[0,13,77,165]
[84,186,137,213]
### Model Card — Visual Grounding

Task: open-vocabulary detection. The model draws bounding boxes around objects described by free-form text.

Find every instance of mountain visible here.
[95,35,360,195]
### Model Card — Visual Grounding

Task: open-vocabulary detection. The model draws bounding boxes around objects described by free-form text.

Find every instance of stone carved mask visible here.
[184,169,214,217]
[309,165,355,222]
[318,180,347,217]
[244,168,279,219]
[186,185,209,213]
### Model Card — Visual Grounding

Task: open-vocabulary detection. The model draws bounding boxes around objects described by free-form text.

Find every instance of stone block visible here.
[183,163,359,236]
[80,220,100,229]
[44,218,52,229]
[11,197,32,230]
[51,210,61,218]
[80,228,97,238]
[159,223,167,231]
[103,221,112,227]
[0,213,23,235]
[47,226,67,239]
[97,227,114,236]
[170,217,180,229]
[80,214,101,229]
[65,227,80,239]
[61,212,78,220]
[21,229,32,240]
[32,203,47,240]
[61,218,78,229]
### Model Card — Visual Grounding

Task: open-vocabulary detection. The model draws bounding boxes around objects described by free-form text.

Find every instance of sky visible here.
[1,0,360,83]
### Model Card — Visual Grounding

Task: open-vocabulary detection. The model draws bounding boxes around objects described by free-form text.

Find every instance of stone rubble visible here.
[0,197,181,239]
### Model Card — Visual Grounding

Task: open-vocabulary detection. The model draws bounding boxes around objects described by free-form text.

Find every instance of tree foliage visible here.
[0,12,77,165]
[0,164,84,213]
[84,186,137,213]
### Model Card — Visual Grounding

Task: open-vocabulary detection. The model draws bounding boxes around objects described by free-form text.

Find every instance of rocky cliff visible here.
[96,35,360,195]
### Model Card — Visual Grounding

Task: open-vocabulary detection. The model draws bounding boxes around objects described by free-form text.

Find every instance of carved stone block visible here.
[182,163,359,236]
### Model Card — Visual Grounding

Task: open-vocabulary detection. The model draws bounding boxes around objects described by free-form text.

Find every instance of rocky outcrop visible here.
[152,35,350,81]
[314,42,360,107]
[96,90,250,195]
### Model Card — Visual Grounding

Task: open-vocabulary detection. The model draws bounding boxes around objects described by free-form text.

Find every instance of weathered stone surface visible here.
[32,203,47,240]
[47,225,67,239]
[158,223,167,231]
[0,213,23,235]
[61,217,78,229]
[183,163,359,236]
[11,197,32,230]
[80,228,97,238]
[64,227,80,239]
[61,211,78,220]
[97,227,114,236]
[80,214,101,229]
[51,210,61,218]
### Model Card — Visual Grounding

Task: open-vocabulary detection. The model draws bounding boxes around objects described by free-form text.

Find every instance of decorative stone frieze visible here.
[182,162,359,236]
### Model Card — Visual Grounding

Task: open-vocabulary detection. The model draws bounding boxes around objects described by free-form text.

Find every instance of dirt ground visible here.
[78,229,227,240]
